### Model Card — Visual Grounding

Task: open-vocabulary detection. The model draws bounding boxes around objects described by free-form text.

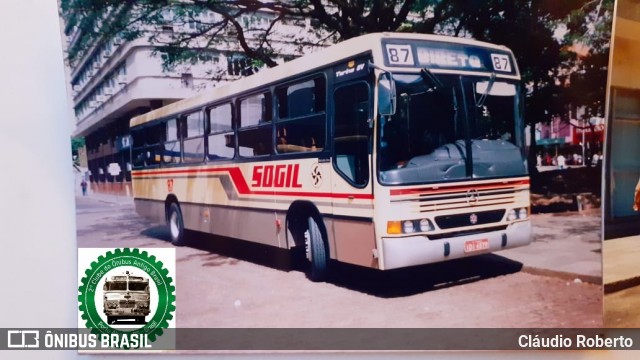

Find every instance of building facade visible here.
[61,7,326,195]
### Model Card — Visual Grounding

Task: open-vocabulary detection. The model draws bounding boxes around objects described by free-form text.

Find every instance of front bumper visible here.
[381,220,532,270]
[105,308,150,316]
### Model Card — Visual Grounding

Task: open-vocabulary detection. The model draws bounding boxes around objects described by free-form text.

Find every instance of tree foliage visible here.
[60,0,613,168]
[60,0,612,104]
[71,137,85,155]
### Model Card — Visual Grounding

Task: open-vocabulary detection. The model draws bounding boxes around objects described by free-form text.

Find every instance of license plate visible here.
[464,239,489,253]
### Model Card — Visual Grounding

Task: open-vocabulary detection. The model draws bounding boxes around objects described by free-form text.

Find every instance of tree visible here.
[71,137,85,166]
[60,0,613,171]
[71,137,85,156]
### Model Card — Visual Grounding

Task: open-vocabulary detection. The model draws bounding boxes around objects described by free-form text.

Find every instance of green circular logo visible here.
[78,248,176,344]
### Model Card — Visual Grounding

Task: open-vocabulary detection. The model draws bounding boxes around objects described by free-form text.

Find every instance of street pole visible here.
[582,118,586,166]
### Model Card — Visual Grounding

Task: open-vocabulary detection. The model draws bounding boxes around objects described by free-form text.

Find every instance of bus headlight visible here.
[507,209,517,221]
[419,219,434,232]
[106,301,118,309]
[518,208,528,219]
[403,220,415,233]
[388,219,435,234]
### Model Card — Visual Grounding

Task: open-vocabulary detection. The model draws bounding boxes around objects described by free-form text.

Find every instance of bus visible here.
[103,271,150,324]
[130,32,532,281]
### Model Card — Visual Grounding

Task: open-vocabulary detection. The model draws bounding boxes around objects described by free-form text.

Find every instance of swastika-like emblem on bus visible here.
[466,189,479,205]
[469,213,478,225]
[311,164,323,188]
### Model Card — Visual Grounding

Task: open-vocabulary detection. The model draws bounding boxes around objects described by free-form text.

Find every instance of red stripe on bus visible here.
[131,167,374,200]
[389,179,530,196]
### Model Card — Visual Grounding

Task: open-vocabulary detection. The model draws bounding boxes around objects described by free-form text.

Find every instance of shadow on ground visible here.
[143,227,524,298]
[324,254,523,297]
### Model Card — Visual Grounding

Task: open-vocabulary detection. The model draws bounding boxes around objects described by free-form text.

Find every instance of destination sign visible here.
[382,39,517,75]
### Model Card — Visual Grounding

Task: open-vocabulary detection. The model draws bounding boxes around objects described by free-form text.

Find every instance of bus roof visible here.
[130,32,517,128]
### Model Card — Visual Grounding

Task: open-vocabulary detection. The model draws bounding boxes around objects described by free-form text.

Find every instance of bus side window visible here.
[182,111,205,163]
[333,82,370,186]
[275,77,326,154]
[131,123,165,168]
[238,93,272,157]
[163,118,181,164]
[207,103,235,160]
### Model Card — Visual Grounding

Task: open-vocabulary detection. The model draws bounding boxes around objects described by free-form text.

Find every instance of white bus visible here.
[103,271,150,324]
[130,32,532,281]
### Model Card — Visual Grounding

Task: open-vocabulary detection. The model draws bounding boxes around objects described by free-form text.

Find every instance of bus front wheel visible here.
[305,216,328,282]
[168,202,186,246]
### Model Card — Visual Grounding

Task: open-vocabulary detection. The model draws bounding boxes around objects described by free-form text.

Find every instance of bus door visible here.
[329,59,377,268]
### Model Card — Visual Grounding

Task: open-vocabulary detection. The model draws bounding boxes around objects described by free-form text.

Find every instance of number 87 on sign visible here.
[386,44,414,66]
[490,53,512,72]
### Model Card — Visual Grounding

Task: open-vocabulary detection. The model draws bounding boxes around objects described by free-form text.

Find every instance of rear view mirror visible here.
[378,72,396,116]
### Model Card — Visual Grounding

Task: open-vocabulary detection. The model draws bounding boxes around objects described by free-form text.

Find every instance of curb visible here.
[521,266,602,285]
[604,276,640,294]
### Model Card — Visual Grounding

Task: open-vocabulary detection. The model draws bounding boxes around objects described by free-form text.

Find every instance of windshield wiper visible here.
[420,67,443,91]
[476,72,496,107]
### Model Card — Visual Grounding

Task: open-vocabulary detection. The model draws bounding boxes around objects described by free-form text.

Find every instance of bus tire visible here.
[167,202,186,246]
[306,216,328,282]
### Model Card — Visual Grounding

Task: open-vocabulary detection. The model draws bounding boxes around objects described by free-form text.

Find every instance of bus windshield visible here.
[106,281,127,291]
[378,73,527,185]
[128,282,148,291]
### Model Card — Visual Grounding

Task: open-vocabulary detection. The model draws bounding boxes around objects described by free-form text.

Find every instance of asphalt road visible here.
[75,196,602,328]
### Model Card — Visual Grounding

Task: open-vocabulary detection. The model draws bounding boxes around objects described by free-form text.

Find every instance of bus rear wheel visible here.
[305,216,328,282]
[168,202,186,246]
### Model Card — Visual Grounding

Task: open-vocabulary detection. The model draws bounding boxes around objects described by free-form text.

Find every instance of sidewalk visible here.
[497,209,601,283]
[603,235,640,293]
[74,182,133,205]
[73,168,133,205]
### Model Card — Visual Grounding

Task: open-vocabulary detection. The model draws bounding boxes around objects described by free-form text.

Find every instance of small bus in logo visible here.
[103,271,150,325]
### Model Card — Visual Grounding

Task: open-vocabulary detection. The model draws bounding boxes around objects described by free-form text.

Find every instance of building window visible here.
[227,56,252,76]
[181,73,193,88]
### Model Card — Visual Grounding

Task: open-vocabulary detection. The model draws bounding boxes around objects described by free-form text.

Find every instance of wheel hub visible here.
[304,230,311,261]
[170,212,179,238]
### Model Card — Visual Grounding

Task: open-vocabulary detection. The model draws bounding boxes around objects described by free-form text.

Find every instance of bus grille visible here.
[392,185,523,213]
[119,300,136,308]
[435,209,505,229]
[427,225,508,240]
